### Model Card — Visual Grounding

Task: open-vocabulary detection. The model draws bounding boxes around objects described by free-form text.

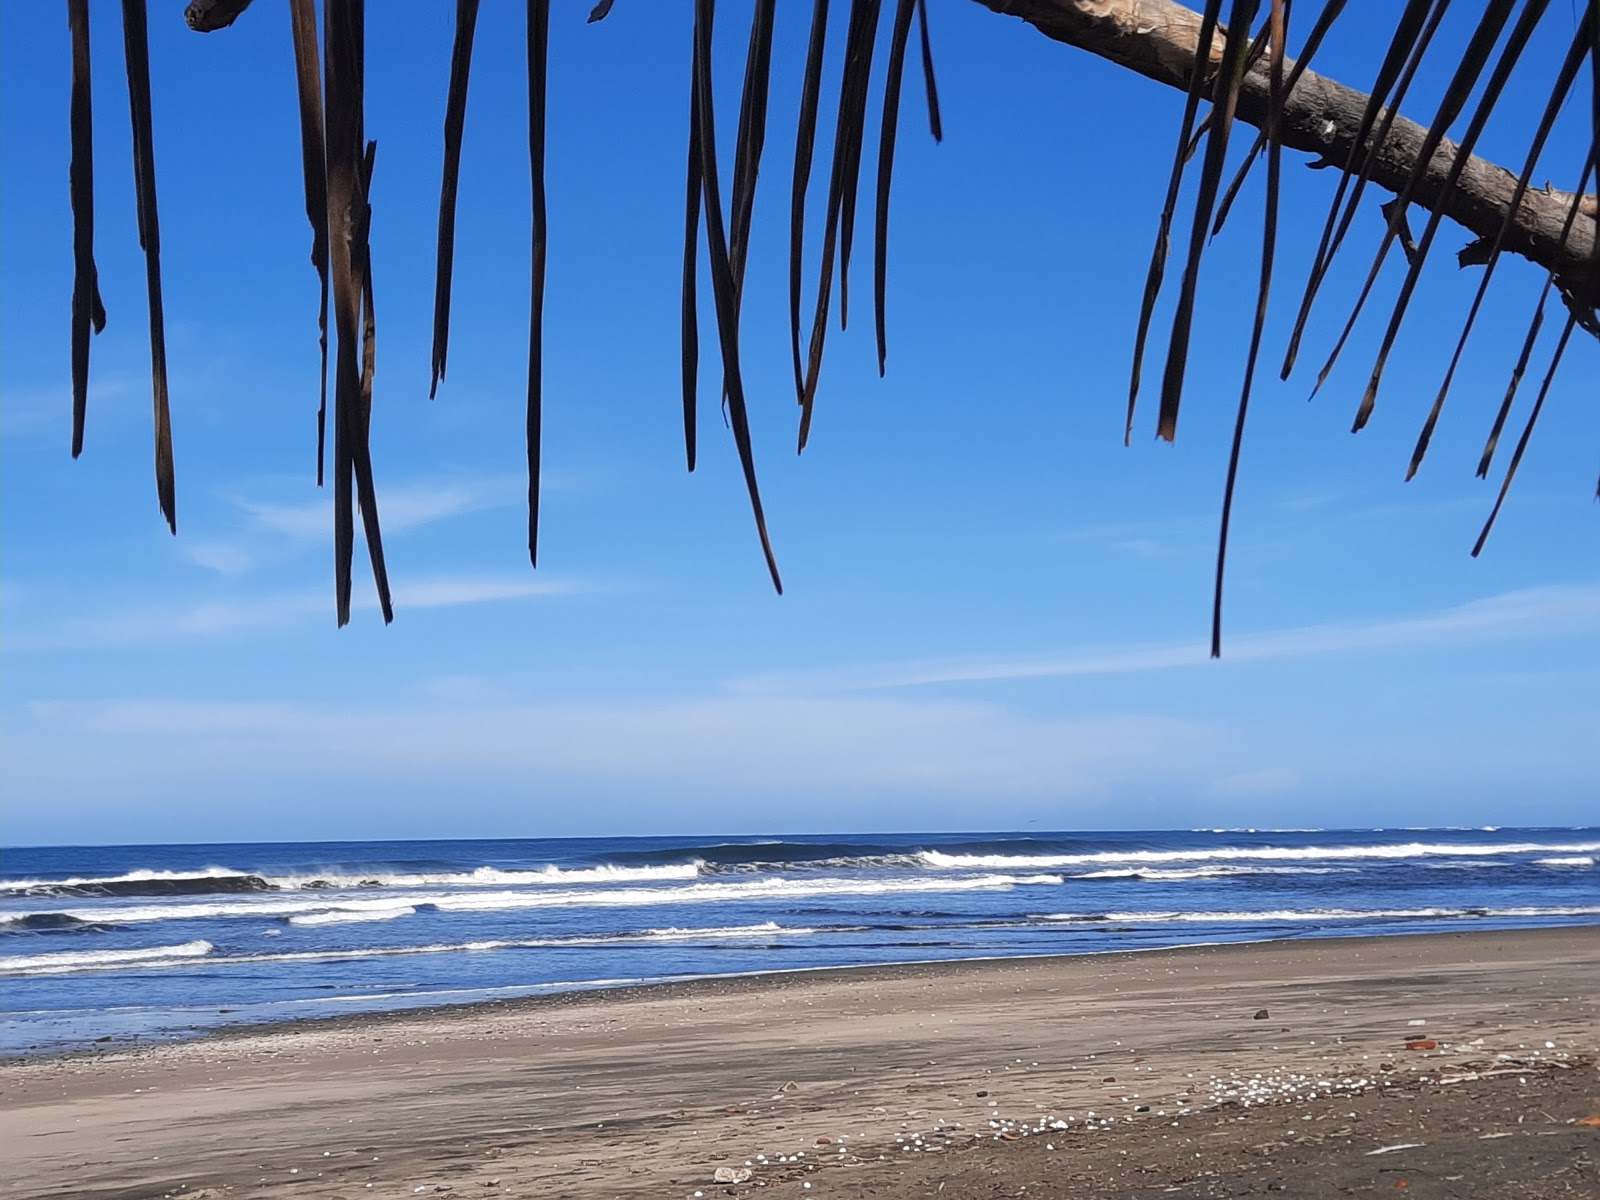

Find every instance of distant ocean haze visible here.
[2,828,1596,1055]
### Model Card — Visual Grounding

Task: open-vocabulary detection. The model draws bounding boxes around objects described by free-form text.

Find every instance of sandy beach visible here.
[3,927,1596,1199]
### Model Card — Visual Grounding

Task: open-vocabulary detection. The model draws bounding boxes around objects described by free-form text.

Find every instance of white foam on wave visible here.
[8,923,833,977]
[288,906,417,926]
[1035,905,1600,924]
[424,873,1064,915]
[279,863,704,889]
[1535,856,1595,868]
[0,872,1062,928]
[0,940,215,976]
[0,895,431,927]
[922,840,1600,870]
[0,862,702,894]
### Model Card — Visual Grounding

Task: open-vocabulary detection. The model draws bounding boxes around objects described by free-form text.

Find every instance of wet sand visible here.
[2,927,1596,1199]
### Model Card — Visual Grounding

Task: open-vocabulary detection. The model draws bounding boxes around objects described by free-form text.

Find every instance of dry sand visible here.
[2,927,1596,1199]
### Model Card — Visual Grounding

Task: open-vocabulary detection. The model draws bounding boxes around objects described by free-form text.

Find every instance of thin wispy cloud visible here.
[178,476,527,575]
[731,585,1600,694]
[235,476,523,541]
[0,370,141,438]
[1,573,585,652]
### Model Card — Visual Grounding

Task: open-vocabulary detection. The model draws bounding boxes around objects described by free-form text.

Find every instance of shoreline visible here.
[8,921,1598,1066]
[3,925,1596,1198]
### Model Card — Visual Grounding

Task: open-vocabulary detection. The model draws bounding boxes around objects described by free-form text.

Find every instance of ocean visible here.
[3,827,1596,1056]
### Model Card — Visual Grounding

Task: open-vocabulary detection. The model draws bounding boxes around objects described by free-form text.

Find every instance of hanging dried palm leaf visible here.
[322,0,391,625]
[287,0,330,484]
[1156,0,1259,443]
[119,0,176,533]
[1212,0,1287,660]
[68,0,105,460]
[527,0,550,567]
[430,0,482,400]
[693,0,782,592]
[1409,10,1590,481]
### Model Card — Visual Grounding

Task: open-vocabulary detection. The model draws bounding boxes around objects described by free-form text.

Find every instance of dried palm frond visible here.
[429,0,481,401]
[526,0,550,567]
[120,0,176,534]
[691,0,782,592]
[68,0,105,460]
[65,0,1600,640]
[287,0,329,483]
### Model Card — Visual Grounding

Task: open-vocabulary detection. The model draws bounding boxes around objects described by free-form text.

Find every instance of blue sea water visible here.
[2,827,1596,1055]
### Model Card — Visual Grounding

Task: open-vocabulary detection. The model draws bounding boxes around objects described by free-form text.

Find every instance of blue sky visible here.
[1,2,1595,845]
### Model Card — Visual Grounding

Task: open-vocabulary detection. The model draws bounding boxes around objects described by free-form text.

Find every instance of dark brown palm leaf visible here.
[1212,0,1286,660]
[1155,0,1259,443]
[915,0,942,142]
[287,0,330,485]
[120,0,176,534]
[1354,0,1548,432]
[1210,0,1345,240]
[68,0,105,460]
[1476,157,1594,479]
[1280,0,1442,380]
[1471,311,1577,556]
[693,0,782,593]
[1126,0,1225,445]
[527,0,550,568]
[874,0,918,378]
[798,0,883,450]
[1409,11,1589,481]
[729,0,776,301]
[1308,1,1518,409]
[788,0,830,408]
[323,0,391,625]
[682,46,704,473]
[835,0,885,335]
[429,0,481,400]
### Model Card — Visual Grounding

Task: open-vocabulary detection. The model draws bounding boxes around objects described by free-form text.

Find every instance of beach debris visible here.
[1578,1116,1600,1128]
[1366,1143,1426,1156]
[1404,1040,1437,1051]
[712,1167,752,1184]
[1407,1019,1427,1027]
[814,1136,831,1145]
[1254,1009,1269,1020]
[779,1080,799,1092]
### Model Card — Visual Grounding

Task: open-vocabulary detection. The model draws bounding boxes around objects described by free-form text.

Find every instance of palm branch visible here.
[56,0,1600,648]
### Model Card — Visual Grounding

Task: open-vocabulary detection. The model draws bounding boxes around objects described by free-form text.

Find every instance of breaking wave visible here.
[1,862,701,898]
[0,873,1065,928]
[1,940,215,976]
[0,924,837,977]
[287,906,418,926]
[921,840,1600,870]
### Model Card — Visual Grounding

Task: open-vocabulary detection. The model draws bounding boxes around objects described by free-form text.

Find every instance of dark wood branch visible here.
[975,0,1597,308]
